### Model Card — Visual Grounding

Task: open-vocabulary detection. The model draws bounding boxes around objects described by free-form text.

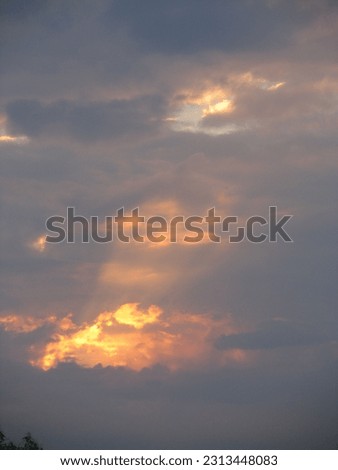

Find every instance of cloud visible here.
[5,96,167,142]
[0,134,29,144]
[215,320,336,351]
[29,235,47,253]
[0,345,337,449]
[0,304,244,371]
[169,72,338,137]
[1,0,338,451]
[108,0,323,55]
[0,313,58,333]
[0,0,45,19]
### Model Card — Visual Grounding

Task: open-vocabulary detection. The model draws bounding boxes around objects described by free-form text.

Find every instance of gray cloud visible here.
[1,0,338,451]
[0,0,45,19]
[0,344,337,449]
[6,96,167,142]
[108,0,326,55]
[215,321,336,350]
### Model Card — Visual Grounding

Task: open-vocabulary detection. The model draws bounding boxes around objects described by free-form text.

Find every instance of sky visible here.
[0,0,338,450]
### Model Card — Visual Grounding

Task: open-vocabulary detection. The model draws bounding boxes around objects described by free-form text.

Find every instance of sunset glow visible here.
[30,235,47,252]
[1,0,337,451]
[0,304,245,371]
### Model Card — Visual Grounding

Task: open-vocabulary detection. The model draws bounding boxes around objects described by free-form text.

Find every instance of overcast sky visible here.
[0,0,338,449]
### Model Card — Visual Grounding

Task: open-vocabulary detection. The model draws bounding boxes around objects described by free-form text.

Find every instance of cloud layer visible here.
[1,0,338,450]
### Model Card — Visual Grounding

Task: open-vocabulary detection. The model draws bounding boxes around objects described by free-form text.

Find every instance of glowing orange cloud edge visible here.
[0,304,249,371]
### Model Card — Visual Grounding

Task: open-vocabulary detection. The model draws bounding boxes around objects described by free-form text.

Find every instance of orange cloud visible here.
[30,235,47,253]
[0,314,57,333]
[98,263,164,286]
[0,304,248,371]
[0,134,29,144]
[228,72,286,91]
[0,313,77,334]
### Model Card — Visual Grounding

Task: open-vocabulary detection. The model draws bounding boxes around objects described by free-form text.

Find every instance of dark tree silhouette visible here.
[0,430,42,450]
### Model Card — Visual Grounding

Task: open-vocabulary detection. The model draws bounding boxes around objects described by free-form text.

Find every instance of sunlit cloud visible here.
[0,313,57,333]
[1,0,337,450]
[170,86,237,135]
[95,199,221,248]
[98,263,168,286]
[30,235,47,253]
[228,72,286,91]
[0,304,247,371]
[0,134,29,144]
[266,81,285,91]
[202,98,234,116]
[169,74,285,135]
[0,119,30,144]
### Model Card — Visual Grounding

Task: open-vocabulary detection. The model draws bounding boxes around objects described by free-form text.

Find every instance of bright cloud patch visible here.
[0,304,247,371]
[170,74,285,135]
[30,235,47,253]
[0,134,29,144]
[0,314,60,333]
[171,86,236,135]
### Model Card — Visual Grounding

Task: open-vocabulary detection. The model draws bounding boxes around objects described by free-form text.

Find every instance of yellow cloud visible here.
[170,86,236,134]
[112,303,162,329]
[0,304,248,371]
[98,263,166,286]
[0,134,29,144]
[30,235,47,253]
[203,98,234,116]
[0,314,57,333]
[229,72,286,91]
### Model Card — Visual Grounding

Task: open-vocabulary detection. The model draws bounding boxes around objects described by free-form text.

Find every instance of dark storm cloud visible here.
[108,0,322,55]
[0,345,337,449]
[0,0,45,19]
[5,96,167,142]
[215,321,336,351]
[0,1,142,103]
